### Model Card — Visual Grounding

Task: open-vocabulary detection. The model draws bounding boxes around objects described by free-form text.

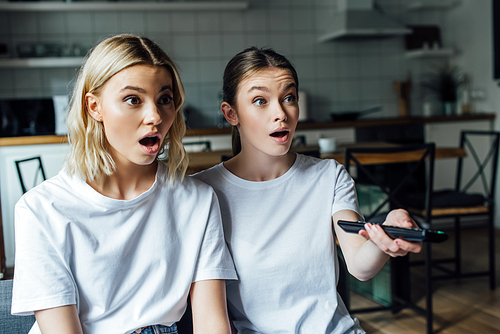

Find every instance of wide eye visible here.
[284,94,296,103]
[124,96,141,106]
[253,98,266,106]
[159,95,173,105]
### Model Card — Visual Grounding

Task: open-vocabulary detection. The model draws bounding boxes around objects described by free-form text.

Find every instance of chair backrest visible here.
[344,143,436,223]
[0,279,36,333]
[14,156,47,194]
[456,131,500,202]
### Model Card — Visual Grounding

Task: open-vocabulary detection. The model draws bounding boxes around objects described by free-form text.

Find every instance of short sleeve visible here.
[192,191,237,282]
[11,199,77,315]
[332,164,363,219]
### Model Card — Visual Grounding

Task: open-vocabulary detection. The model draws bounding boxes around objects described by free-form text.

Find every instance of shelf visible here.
[405,48,454,59]
[318,28,411,42]
[0,1,249,12]
[0,57,84,68]
[407,0,460,10]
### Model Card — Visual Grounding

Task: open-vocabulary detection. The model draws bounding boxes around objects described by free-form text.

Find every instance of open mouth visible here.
[270,130,289,139]
[139,136,159,147]
[269,129,290,144]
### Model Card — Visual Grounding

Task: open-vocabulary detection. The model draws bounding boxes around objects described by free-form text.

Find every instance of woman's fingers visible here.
[363,223,422,257]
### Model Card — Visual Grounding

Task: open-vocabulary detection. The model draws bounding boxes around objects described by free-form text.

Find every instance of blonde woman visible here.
[11,34,236,334]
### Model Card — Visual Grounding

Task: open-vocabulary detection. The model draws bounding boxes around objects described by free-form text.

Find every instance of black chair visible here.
[342,143,436,334]
[408,130,499,291]
[0,279,36,333]
[14,156,47,194]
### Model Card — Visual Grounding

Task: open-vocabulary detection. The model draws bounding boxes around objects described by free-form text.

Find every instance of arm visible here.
[35,305,83,334]
[333,208,422,281]
[190,279,231,334]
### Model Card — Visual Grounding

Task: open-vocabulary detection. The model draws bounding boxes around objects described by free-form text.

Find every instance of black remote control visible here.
[337,220,449,243]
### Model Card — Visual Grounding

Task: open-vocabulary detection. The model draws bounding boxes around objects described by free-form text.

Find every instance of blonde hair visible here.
[65,34,188,182]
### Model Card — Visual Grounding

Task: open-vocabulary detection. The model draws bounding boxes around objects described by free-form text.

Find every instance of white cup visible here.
[318,137,337,153]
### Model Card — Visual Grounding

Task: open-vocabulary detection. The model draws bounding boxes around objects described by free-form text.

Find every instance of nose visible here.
[144,102,163,126]
[274,102,287,122]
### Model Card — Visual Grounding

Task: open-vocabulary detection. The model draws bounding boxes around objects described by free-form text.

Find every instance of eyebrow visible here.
[159,85,173,93]
[247,86,269,94]
[120,86,145,93]
[120,85,173,94]
[247,82,297,94]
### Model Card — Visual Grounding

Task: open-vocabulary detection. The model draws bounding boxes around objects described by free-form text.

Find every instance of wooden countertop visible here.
[187,143,466,174]
[186,112,496,136]
[0,135,68,147]
[0,113,495,147]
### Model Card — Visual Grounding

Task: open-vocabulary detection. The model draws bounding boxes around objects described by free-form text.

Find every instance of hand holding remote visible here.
[338,220,448,243]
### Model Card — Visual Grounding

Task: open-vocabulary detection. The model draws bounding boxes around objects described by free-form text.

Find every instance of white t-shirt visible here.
[194,154,365,334]
[12,162,237,334]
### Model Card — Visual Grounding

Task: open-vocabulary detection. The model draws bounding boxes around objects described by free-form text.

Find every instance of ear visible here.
[85,92,102,122]
[221,102,238,126]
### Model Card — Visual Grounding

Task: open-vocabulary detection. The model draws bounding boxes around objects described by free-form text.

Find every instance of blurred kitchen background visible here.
[0,0,497,129]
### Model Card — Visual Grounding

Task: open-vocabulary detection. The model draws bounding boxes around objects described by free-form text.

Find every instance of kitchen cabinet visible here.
[0,143,70,268]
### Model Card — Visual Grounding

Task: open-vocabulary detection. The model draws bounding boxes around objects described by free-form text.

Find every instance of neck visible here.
[88,161,158,200]
[225,150,296,181]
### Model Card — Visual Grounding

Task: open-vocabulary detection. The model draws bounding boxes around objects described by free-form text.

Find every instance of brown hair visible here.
[222,47,299,156]
[66,34,188,182]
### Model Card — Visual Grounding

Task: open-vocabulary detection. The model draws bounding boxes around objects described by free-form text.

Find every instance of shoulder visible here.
[14,170,79,234]
[163,172,218,203]
[182,174,216,193]
[293,154,353,188]
[296,153,344,174]
[16,170,74,209]
[191,163,224,187]
[155,161,214,193]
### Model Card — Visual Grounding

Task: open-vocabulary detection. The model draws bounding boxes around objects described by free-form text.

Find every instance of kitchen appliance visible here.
[0,98,56,137]
[318,0,411,42]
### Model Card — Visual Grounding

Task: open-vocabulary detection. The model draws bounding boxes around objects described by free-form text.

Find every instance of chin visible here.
[134,156,158,166]
[268,147,291,157]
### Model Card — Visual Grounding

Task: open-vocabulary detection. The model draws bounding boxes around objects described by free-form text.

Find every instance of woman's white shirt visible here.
[194,154,364,334]
[12,162,237,334]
